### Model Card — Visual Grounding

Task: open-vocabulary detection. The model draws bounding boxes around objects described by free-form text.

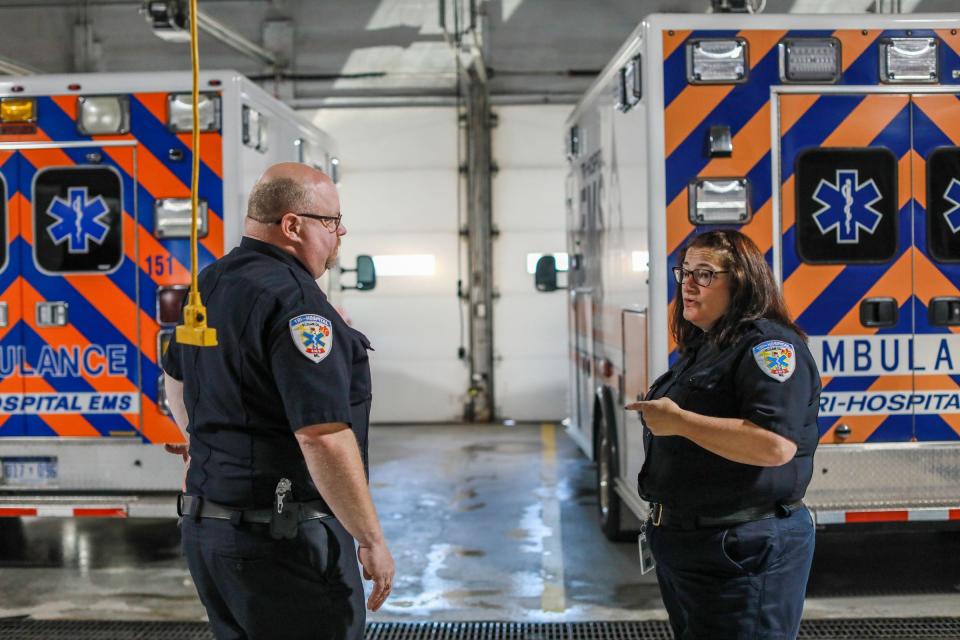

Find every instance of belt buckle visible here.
[652,503,663,527]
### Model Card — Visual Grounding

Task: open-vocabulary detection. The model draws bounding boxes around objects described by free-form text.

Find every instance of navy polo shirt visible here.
[637,318,821,516]
[162,237,373,509]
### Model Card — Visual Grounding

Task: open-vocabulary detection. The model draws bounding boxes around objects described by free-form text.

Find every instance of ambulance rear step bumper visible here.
[0,492,179,518]
[805,442,960,525]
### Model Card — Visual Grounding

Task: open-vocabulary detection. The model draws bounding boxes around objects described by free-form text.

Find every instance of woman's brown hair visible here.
[670,229,806,351]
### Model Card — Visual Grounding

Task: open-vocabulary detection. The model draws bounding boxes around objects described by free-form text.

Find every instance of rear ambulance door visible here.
[778,93,913,443]
[0,149,23,436]
[16,143,140,438]
[910,93,960,441]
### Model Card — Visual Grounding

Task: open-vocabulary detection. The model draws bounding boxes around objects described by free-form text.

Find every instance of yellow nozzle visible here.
[176,290,218,347]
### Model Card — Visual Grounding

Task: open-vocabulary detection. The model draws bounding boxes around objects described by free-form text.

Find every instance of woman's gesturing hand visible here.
[625,397,686,436]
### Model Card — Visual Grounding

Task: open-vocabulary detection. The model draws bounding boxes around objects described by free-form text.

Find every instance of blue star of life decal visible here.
[811,169,883,244]
[46,187,111,254]
[942,177,960,233]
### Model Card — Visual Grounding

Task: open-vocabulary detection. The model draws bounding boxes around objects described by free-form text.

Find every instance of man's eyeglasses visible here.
[276,213,342,232]
[672,266,728,287]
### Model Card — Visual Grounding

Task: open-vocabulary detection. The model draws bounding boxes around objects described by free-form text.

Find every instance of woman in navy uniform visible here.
[627,229,820,640]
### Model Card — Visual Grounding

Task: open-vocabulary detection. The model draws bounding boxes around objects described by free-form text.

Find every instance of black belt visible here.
[177,494,331,524]
[650,500,805,529]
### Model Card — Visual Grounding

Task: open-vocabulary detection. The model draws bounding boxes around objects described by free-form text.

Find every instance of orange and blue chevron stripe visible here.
[0,92,223,444]
[663,28,960,444]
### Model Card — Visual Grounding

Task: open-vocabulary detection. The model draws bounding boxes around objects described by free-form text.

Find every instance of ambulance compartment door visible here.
[777,92,913,443]
[621,308,647,485]
[910,94,960,441]
[0,150,23,436]
[571,288,594,444]
[16,144,141,438]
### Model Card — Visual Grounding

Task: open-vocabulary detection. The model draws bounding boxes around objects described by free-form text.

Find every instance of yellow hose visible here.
[175,0,217,347]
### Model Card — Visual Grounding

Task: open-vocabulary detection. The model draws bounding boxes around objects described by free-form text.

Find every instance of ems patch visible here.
[752,340,795,382]
[289,314,333,364]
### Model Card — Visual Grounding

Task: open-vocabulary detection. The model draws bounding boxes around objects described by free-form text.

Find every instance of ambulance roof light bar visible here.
[880,37,939,83]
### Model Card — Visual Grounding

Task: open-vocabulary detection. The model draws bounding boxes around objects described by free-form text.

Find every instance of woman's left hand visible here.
[625,397,685,436]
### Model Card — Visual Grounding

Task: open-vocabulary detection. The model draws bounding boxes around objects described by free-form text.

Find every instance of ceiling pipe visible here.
[196,10,277,67]
[0,54,39,75]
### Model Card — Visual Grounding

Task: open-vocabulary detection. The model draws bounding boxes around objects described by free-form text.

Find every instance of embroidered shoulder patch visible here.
[289,314,333,363]
[751,339,795,382]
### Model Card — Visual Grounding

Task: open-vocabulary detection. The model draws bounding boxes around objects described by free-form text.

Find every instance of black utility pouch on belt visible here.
[270,478,300,540]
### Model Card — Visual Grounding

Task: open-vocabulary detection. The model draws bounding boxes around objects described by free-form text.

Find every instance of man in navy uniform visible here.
[162,162,393,640]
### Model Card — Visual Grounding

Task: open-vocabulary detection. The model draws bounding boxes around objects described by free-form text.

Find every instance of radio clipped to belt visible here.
[270,478,300,540]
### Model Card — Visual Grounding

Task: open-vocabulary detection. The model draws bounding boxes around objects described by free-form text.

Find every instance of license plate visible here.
[1,457,58,485]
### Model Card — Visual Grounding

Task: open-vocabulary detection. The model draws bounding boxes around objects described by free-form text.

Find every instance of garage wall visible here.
[309,107,466,423]
[492,105,569,422]
[308,103,570,423]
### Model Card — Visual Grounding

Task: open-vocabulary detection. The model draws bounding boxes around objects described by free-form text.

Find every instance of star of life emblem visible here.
[942,178,960,233]
[289,314,333,363]
[811,169,883,244]
[752,340,796,383]
[46,187,112,254]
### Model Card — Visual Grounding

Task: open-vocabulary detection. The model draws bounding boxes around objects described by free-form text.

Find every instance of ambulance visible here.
[0,71,368,518]
[535,13,960,539]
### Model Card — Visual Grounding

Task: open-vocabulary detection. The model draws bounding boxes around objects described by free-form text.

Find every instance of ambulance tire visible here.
[596,397,630,542]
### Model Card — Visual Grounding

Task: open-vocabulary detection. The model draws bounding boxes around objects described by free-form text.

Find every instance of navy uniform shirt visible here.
[162,237,373,509]
[637,318,821,516]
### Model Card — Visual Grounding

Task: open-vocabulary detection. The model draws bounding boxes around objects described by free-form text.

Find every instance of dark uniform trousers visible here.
[648,506,815,640]
[181,516,365,640]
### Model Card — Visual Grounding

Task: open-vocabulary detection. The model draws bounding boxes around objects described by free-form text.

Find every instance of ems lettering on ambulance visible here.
[289,314,333,364]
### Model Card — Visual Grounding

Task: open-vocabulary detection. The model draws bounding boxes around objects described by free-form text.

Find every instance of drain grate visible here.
[0,618,958,639]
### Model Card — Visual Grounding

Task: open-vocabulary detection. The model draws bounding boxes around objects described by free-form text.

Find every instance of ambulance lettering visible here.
[45,186,111,254]
[812,335,960,376]
[811,169,883,243]
[0,344,128,378]
[942,177,960,233]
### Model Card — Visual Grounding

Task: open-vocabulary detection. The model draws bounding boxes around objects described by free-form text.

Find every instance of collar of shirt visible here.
[240,236,314,277]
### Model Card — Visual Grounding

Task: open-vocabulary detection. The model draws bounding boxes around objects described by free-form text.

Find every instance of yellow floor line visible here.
[540,422,566,613]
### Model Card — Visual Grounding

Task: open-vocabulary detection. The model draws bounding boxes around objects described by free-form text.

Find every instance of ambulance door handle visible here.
[929,297,960,327]
[859,297,897,328]
[0,301,7,328]
[36,301,69,327]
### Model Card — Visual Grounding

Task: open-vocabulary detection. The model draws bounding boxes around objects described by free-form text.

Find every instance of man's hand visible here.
[357,541,395,611]
[625,397,686,436]
[164,443,189,462]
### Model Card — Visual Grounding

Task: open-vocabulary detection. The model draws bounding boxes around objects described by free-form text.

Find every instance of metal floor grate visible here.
[1,618,959,639]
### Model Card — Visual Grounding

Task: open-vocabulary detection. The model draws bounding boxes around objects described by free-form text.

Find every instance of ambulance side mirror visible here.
[534,255,564,292]
[341,255,377,292]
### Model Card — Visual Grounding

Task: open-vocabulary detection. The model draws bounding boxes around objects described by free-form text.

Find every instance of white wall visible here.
[309,107,467,423]
[492,105,569,422]
[308,103,570,423]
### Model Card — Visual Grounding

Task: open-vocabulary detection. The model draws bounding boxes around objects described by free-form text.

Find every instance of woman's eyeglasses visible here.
[672,266,728,287]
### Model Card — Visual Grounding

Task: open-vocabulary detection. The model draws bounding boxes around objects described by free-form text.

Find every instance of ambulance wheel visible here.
[597,414,629,542]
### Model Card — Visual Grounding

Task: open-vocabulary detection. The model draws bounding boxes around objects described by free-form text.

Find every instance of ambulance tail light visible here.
[880,37,939,83]
[154,198,208,239]
[0,97,36,123]
[77,96,130,135]
[157,285,188,325]
[686,39,748,84]
[688,178,751,224]
[167,93,221,132]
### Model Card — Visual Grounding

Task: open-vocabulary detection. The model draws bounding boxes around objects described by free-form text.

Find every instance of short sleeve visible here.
[161,331,183,381]
[735,336,817,440]
[268,308,353,431]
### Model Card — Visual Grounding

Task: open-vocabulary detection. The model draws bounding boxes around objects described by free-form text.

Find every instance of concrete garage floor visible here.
[0,423,958,623]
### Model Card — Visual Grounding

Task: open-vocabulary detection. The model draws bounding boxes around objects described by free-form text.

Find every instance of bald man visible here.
[162,163,393,640]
